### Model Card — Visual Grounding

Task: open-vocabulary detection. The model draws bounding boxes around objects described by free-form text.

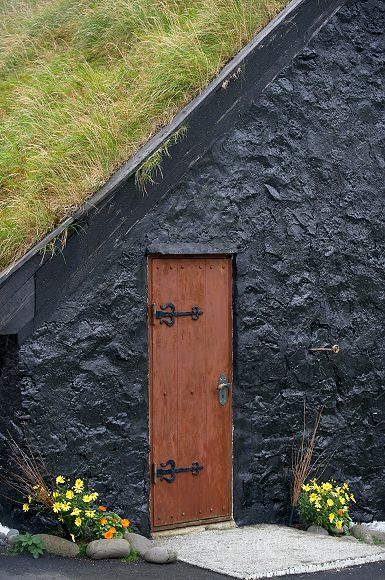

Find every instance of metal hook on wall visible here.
[308,344,340,354]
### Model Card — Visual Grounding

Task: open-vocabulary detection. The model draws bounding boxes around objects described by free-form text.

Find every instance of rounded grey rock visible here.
[307,525,329,536]
[144,546,177,564]
[36,534,79,558]
[86,538,131,560]
[350,524,374,544]
[6,530,19,545]
[0,532,6,540]
[367,529,385,544]
[123,532,154,557]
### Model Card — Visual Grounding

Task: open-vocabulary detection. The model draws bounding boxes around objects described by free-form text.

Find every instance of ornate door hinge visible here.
[153,459,204,484]
[152,303,203,327]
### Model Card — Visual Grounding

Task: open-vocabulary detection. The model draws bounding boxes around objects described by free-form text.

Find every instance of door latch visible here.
[218,373,231,406]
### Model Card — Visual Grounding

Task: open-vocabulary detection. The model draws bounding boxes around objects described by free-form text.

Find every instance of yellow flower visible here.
[53,491,60,499]
[314,502,321,509]
[309,493,319,503]
[350,494,356,503]
[56,476,65,485]
[329,513,335,523]
[75,517,82,527]
[327,499,334,507]
[322,482,332,491]
[89,492,98,501]
[66,490,75,499]
[340,496,345,505]
[28,495,32,503]
[302,484,310,492]
[82,494,92,503]
[74,479,84,493]
[61,502,71,512]
[336,520,343,529]
[33,485,39,490]
[53,502,62,513]
[85,510,96,518]
[70,534,75,543]
[22,503,30,512]
[71,507,81,516]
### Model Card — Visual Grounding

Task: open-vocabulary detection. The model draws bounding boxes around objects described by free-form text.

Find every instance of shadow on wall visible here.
[0,335,24,529]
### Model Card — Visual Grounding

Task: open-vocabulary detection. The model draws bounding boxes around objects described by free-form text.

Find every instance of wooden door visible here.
[149,256,232,530]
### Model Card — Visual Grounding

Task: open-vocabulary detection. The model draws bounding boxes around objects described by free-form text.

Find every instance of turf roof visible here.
[0,0,288,270]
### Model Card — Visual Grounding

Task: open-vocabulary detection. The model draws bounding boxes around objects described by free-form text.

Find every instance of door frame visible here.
[147,254,234,531]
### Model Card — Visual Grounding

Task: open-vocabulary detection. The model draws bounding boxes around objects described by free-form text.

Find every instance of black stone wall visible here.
[1,0,385,532]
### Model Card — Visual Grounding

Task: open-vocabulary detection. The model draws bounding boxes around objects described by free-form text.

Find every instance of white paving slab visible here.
[158,524,385,579]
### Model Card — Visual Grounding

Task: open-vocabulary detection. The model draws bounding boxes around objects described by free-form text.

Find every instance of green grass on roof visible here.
[0,0,287,270]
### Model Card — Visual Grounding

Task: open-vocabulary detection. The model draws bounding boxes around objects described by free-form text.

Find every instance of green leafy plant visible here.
[25,475,132,542]
[4,435,133,543]
[122,548,138,562]
[11,533,45,559]
[298,479,355,533]
[93,506,132,540]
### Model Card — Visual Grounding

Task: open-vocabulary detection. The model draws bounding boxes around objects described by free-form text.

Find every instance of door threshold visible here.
[152,519,236,539]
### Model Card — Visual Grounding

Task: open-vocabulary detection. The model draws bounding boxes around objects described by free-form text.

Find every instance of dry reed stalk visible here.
[289,402,323,525]
[1,433,53,509]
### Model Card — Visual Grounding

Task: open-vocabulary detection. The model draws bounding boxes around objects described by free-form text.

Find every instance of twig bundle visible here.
[291,402,323,509]
[1,433,52,509]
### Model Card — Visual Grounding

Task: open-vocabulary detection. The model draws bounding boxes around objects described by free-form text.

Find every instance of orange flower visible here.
[104,530,113,539]
[112,518,117,523]
[109,527,116,534]
[99,506,106,512]
[100,517,107,525]
[121,519,130,528]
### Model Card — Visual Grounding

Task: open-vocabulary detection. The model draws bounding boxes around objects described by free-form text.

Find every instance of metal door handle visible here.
[309,344,340,353]
[218,373,231,406]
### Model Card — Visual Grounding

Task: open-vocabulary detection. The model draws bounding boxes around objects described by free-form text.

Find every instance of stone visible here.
[307,525,328,536]
[123,532,154,557]
[350,524,374,544]
[0,532,6,540]
[341,536,358,542]
[370,530,385,544]
[330,526,346,537]
[36,534,79,558]
[144,546,177,564]
[6,529,19,545]
[86,539,131,560]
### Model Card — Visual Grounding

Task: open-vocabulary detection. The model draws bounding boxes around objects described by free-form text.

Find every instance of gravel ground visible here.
[158,524,385,579]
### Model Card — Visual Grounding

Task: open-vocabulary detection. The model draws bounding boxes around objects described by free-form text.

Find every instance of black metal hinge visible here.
[153,459,204,484]
[152,302,203,327]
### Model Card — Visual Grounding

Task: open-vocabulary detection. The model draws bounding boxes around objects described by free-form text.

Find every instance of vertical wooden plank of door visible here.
[177,258,208,523]
[205,257,232,519]
[150,257,179,528]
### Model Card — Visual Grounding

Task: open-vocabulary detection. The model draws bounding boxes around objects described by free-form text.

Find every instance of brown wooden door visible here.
[149,256,232,530]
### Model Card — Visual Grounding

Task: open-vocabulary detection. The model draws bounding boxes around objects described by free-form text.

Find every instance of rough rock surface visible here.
[36,534,79,558]
[144,546,177,564]
[123,532,154,557]
[86,538,131,560]
[0,0,385,533]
